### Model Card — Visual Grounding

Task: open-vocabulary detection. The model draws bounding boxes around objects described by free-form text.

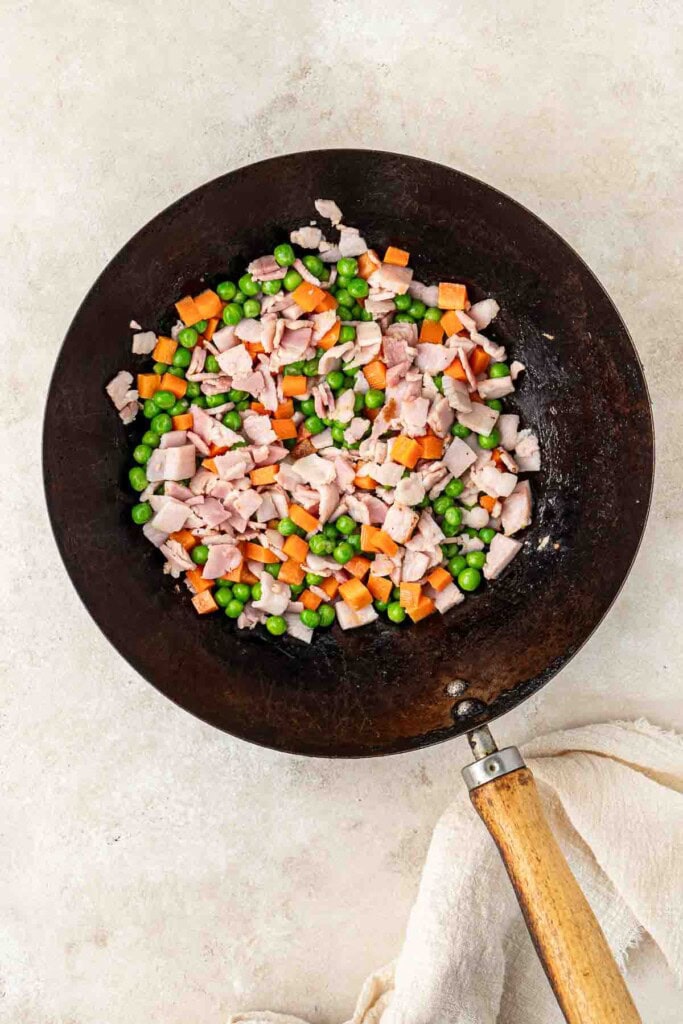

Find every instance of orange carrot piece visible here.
[373,530,399,557]
[469,346,490,375]
[204,317,220,340]
[175,295,203,326]
[440,310,464,337]
[208,443,228,457]
[160,373,188,398]
[271,418,297,440]
[357,249,381,280]
[250,465,279,486]
[313,292,338,313]
[152,335,177,363]
[300,589,323,611]
[480,494,497,513]
[245,341,265,358]
[186,568,214,594]
[278,558,305,586]
[289,504,320,532]
[444,358,467,382]
[399,582,422,610]
[172,412,194,431]
[419,319,445,344]
[291,281,326,313]
[346,555,371,580]
[274,399,294,419]
[407,594,436,623]
[360,524,381,552]
[201,458,217,473]
[283,534,309,563]
[137,373,161,399]
[418,436,444,460]
[339,578,373,610]
[353,474,376,490]
[170,529,197,550]
[192,590,218,615]
[367,574,392,603]
[193,289,223,320]
[391,435,423,470]
[427,567,452,592]
[363,359,387,390]
[492,448,505,467]
[221,566,244,584]
[383,245,410,267]
[251,401,267,414]
[317,320,341,351]
[241,566,259,585]
[244,542,279,564]
[320,576,339,599]
[438,282,468,310]
[282,375,308,397]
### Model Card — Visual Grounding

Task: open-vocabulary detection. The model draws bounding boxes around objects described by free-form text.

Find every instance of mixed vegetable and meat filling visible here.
[106,199,540,642]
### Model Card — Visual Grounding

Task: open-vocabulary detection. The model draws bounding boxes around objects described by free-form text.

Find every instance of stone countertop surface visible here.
[1,1,681,1021]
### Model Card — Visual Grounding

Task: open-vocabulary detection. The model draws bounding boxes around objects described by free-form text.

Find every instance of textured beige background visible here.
[1,1,682,1021]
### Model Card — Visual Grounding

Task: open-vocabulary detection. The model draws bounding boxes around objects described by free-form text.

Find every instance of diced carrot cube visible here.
[440,310,464,337]
[373,530,398,557]
[160,373,188,398]
[360,524,381,552]
[245,341,265,358]
[221,566,243,584]
[367,574,392,603]
[244,542,279,564]
[320,576,339,599]
[152,335,177,363]
[170,529,197,550]
[251,401,267,414]
[353,474,376,490]
[345,555,371,580]
[364,360,387,390]
[399,582,422,610]
[192,590,218,614]
[427,567,452,592]
[418,436,444,460]
[193,289,223,320]
[288,504,320,532]
[339,578,373,610]
[438,282,468,310]
[283,535,309,563]
[469,346,490,375]
[300,589,323,611]
[172,413,194,431]
[314,292,338,313]
[282,375,308,397]
[208,443,228,457]
[357,249,381,279]
[250,465,279,486]
[492,448,505,467]
[480,494,497,513]
[274,399,294,419]
[175,295,203,326]
[445,358,467,382]
[186,568,214,594]
[202,458,217,473]
[278,558,305,586]
[317,320,341,351]
[241,567,259,585]
[204,317,220,340]
[271,418,297,440]
[137,373,161,399]
[291,281,326,313]
[407,594,436,623]
[391,436,423,470]
[383,246,410,267]
[365,407,380,422]
[419,320,445,344]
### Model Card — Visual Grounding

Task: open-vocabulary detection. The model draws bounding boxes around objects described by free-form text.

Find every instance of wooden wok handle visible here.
[466,757,641,1024]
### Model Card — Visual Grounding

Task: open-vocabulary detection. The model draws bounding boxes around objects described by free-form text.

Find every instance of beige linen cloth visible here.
[229,720,683,1024]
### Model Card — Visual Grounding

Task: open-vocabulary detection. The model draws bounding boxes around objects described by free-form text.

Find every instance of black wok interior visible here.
[43,150,653,756]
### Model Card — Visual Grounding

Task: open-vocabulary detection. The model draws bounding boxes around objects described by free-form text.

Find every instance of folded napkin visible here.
[229,720,683,1024]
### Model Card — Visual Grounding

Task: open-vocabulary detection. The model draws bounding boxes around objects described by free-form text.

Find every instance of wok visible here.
[44,150,653,1023]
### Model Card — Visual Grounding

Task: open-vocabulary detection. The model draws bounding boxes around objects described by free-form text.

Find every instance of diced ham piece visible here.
[190,405,242,449]
[432,581,465,613]
[443,437,477,479]
[131,331,156,355]
[311,309,337,342]
[400,397,430,437]
[202,543,241,580]
[291,453,336,487]
[333,389,356,424]
[149,495,189,534]
[314,199,343,226]
[338,226,368,257]
[234,319,264,343]
[242,414,277,445]
[515,430,541,472]
[233,489,262,521]
[368,263,414,295]
[471,331,506,363]
[402,550,430,582]
[428,397,454,437]
[142,522,169,547]
[502,480,532,536]
[510,361,526,381]
[468,299,500,330]
[216,343,253,377]
[318,342,353,376]
[478,376,515,400]
[253,572,291,616]
[408,280,439,307]
[416,345,455,375]
[463,506,490,529]
[290,225,323,248]
[484,533,523,580]
[366,462,403,487]
[335,601,378,631]
[248,254,286,281]
[284,612,314,643]
[161,539,195,577]
[395,475,426,506]
[365,297,396,315]
[211,325,237,353]
[498,414,520,451]
[477,464,518,499]
[456,403,499,437]
[159,430,187,449]
[146,444,197,482]
[442,376,472,413]
[106,371,138,422]
[383,504,419,544]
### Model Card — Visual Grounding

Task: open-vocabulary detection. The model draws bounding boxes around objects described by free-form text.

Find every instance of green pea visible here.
[348,532,362,551]
[353,393,365,414]
[344,363,360,377]
[387,601,406,623]
[442,520,461,537]
[283,438,297,450]
[172,347,191,369]
[408,300,426,319]
[225,599,244,619]
[236,273,258,297]
[339,325,356,342]
[206,393,229,408]
[433,374,444,394]
[232,290,247,304]
[451,423,470,439]
[151,390,174,411]
[336,257,358,277]
[374,599,389,613]
[236,399,250,411]
[177,327,197,349]
[278,517,297,536]
[191,544,209,565]
[478,428,501,450]
[128,467,147,492]
[142,399,157,419]
[133,443,152,465]
[283,361,304,376]
[336,305,353,322]
[486,399,503,412]
[479,527,496,544]
[335,514,355,535]
[217,280,237,301]
[302,358,319,377]
[167,367,185,379]
[309,534,332,556]
[318,604,336,627]
[394,293,411,311]
[331,425,346,444]
[274,243,296,267]
[335,288,352,309]
[231,582,250,603]
[289,582,305,597]
[448,555,467,576]
[251,582,262,601]
[283,269,303,291]
[433,495,454,516]
[319,266,330,282]
[131,502,152,524]
[465,527,479,538]
[365,389,384,410]
[222,411,242,431]
[184,383,200,400]
[261,278,282,295]
[424,307,442,322]
[223,303,243,326]
[466,551,486,569]
[445,478,465,498]
[395,313,415,324]
[457,567,482,591]
[193,396,208,409]
[205,355,221,373]
[348,277,369,299]
[153,362,168,375]
[333,541,354,564]
[150,413,172,434]
[303,254,324,277]
[304,415,325,435]
[359,308,374,321]
[416,495,431,509]
[265,614,287,635]
[214,587,233,608]
[141,430,160,448]
[194,319,208,334]
[300,609,320,629]
[323,522,339,539]
[444,506,463,528]
[489,363,510,379]
[326,370,344,391]
[228,388,248,402]
[441,543,458,559]
[243,298,261,318]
